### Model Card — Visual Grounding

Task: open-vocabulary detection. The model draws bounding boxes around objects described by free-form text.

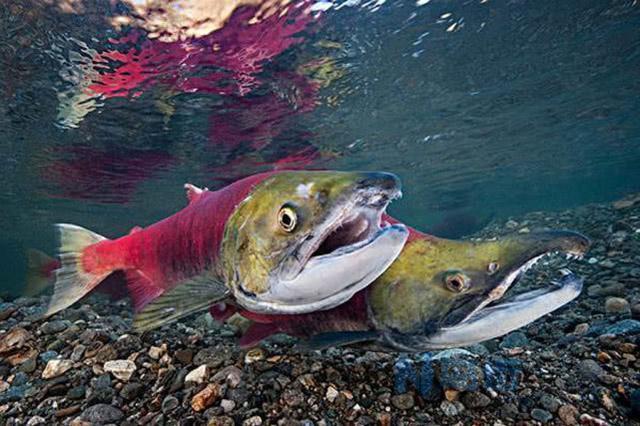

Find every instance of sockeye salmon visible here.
[43,171,409,325]
[209,221,590,351]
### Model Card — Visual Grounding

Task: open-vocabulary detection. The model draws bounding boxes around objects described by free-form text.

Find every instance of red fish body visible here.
[46,172,277,315]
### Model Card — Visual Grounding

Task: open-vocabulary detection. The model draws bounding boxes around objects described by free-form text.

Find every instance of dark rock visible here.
[531,408,553,423]
[67,385,86,400]
[120,382,144,400]
[461,391,491,408]
[539,393,561,413]
[162,395,180,413]
[81,404,124,423]
[499,402,519,420]
[175,349,193,364]
[282,388,304,407]
[577,359,605,381]
[193,348,225,368]
[40,320,70,334]
[12,372,29,386]
[500,332,529,349]
[38,351,58,363]
[94,344,118,363]
[18,357,37,373]
[390,393,414,410]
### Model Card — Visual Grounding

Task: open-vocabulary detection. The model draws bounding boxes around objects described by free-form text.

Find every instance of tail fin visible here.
[45,224,110,317]
[23,249,57,297]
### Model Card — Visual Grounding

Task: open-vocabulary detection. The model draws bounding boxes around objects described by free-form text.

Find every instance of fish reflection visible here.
[44,0,346,203]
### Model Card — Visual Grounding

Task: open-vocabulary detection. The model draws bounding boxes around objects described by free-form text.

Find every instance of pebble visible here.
[220,399,236,413]
[604,297,630,314]
[500,332,529,349]
[209,416,235,426]
[80,404,124,423]
[461,391,491,408]
[162,395,180,413]
[191,383,221,412]
[574,323,590,334]
[185,365,209,384]
[326,385,339,402]
[70,344,86,362]
[557,404,579,425]
[120,382,144,400]
[531,408,553,423]
[103,359,136,381]
[539,393,561,413]
[0,328,31,354]
[42,359,73,379]
[440,400,463,417]
[243,416,263,426]
[148,346,164,360]
[26,416,46,425]
[175,348,193,364]
[578,359,605,381]
[40,320,69,334]
[390,393,414,410]
[244,348,265,364]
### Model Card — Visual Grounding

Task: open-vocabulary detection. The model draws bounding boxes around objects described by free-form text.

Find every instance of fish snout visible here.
[355,172,402,203]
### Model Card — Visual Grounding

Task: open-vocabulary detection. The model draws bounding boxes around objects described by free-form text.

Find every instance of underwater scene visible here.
[1,0,640,424]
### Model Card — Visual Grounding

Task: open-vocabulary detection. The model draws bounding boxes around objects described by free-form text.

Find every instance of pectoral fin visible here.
[133,274,229,332]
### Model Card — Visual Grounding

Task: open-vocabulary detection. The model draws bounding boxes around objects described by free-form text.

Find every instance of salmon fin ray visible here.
[133,273,229,332]
[45,224,109,317]
[126,270,164,312]
[24,249,55,297]
[299,331,379,351]
[184,183,208,205]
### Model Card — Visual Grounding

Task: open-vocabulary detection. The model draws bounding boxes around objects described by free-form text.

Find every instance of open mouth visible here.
[416,231,591,350]
[236,183,408,314]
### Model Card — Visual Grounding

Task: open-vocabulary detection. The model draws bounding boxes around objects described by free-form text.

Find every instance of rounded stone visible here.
[605,297,630,314]
[531,408,553,423]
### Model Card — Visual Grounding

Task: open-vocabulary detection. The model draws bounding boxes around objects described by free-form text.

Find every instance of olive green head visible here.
[369,229,590,341]
[220,170,408,314]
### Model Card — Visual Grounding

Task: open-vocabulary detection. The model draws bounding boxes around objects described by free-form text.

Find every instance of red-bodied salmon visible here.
[44,171,408,327]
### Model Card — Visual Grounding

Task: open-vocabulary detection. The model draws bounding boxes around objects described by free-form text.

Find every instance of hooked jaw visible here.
[386,230,591,351]
[237,172,409,314]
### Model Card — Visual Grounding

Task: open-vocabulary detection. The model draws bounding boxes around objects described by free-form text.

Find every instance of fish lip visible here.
[279,184,402,282]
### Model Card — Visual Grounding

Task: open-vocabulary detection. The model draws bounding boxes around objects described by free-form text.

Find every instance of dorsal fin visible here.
[184,183,208,205]
[129,226,143,235]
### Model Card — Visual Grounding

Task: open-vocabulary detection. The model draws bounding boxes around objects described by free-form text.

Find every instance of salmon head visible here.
[369,230,590,351]
[219,170,409,314]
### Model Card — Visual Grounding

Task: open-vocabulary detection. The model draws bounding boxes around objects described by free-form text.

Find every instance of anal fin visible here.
[133,273,229,332]
[300,331,379,351]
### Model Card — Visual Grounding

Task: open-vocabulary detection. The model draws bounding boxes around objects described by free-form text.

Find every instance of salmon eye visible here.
[444,272,470,293]
[278,205,298,232]
[487,262,500,275]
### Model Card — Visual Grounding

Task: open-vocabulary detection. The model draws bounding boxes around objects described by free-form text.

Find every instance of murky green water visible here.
[1,0,639,295]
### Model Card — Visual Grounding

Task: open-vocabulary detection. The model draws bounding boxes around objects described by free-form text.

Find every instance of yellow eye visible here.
[444,272,470,293]
[278,205,298,232]
[487,262,500,275]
